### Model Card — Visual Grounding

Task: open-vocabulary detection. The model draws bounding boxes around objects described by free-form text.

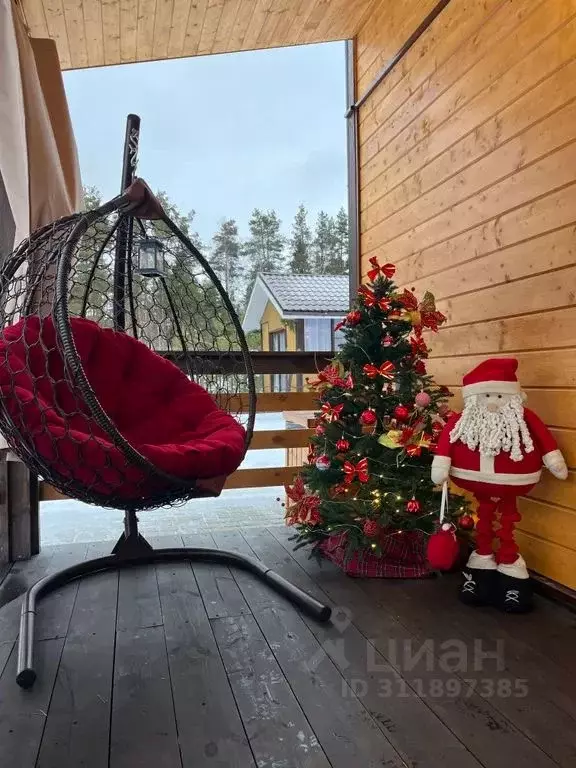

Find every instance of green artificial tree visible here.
[285,258,470,575]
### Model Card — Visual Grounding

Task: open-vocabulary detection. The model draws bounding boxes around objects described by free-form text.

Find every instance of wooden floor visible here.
[1,527,576,768]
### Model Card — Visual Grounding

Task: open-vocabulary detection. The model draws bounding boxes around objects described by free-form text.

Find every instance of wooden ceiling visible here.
[19,0,379,70]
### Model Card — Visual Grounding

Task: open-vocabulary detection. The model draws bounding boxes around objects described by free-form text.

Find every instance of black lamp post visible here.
[137,237,165,277]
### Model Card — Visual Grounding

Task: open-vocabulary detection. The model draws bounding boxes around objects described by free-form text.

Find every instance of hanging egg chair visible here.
[0,181,253,510]
[2,116,330,689]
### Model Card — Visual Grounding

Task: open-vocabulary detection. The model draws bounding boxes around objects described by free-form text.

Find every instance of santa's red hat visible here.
[462,358,521,398]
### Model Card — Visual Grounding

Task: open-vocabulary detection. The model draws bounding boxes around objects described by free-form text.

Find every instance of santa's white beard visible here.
[449,395,534,462]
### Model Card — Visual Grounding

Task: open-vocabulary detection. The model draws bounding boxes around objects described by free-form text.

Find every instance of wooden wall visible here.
[355,0,576,589]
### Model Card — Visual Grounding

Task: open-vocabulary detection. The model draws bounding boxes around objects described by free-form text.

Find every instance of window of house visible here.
[304,318,332,351]
[332,321,346,350]
[270,329,290,392]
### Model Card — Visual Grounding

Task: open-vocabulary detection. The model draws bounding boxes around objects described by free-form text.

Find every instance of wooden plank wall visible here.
[356,0,576,588]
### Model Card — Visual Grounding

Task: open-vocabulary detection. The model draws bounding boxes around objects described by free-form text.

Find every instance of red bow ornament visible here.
[395,290,446,333]
[409,334,429,357]
[358,285,391,311]
[363,361,395,380]
[320,402,344,422]
[342,457,370,484]
[405,444,422,457]
[367,257,396,282]
[284,476,322,526]
[308,365,345,389]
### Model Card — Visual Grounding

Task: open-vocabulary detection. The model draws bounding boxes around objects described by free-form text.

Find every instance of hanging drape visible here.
[0,0,82,465]
[0,0,82,253]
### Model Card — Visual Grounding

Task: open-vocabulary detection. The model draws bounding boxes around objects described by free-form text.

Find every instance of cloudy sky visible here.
[64,41,347,244]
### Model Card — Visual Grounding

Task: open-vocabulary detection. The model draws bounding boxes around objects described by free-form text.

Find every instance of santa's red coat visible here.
[434,409,558,498]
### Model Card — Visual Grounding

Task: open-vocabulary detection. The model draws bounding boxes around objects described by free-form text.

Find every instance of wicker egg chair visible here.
[0,177,330,688]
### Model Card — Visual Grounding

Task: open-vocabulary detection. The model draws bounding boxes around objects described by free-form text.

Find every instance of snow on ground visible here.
[40,413,289,545]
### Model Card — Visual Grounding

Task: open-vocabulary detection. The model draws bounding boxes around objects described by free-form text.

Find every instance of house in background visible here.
[243,273,349,392]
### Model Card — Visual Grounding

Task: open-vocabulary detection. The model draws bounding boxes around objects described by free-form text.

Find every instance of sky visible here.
[64,42,348,245]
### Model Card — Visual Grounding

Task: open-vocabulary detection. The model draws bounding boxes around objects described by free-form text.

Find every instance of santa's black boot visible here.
[497,557,533,613]
[459,552,498,606]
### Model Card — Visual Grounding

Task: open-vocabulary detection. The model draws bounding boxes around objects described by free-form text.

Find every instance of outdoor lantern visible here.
[137,237,165,277]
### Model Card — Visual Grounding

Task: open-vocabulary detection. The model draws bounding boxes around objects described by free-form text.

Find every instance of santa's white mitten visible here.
[543,450,568,480]
[431,455,451,485]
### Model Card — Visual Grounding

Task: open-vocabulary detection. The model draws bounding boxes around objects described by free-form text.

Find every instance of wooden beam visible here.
[8,457,39,559]
[217,391,318,412]
[224,466,302,490]
[250,429,314,450]
[39,483,67,502]
[164,350,332,375]
[40,462,306,501]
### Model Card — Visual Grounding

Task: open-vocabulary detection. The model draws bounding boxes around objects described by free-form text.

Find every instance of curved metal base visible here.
[16,545,332,688]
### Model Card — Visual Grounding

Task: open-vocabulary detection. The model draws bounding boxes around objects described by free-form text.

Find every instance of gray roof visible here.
[259,273,349,314]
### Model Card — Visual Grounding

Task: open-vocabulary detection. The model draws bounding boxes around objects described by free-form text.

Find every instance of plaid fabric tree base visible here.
[320,529,431,578]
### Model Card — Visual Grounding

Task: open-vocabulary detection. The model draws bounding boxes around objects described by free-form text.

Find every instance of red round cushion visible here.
[0,316,246,499]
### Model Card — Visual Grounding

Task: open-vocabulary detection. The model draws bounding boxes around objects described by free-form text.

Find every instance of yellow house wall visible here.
[355,0,576,589]
[260,300,297,393]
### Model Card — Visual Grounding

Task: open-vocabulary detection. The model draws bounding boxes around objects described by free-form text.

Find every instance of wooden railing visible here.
[39,352,332,501]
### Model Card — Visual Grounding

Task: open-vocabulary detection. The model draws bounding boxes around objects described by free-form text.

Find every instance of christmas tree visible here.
[285,259,471,575]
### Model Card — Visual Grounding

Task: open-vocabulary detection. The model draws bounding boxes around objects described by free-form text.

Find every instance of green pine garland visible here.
[286,261,470,560]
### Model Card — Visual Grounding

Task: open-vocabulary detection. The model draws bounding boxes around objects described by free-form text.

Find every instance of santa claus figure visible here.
[431,359,567,612]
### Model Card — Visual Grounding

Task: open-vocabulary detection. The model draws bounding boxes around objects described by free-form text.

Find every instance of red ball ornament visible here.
[382,334,393,347]
[415,391,431,408]
[394,404,410,422]
[360,408,377,426]
[346,310,362,326]
[363,519,379,538]
[336,438,350,452]
[315,454,331,471]
[315,424,326,436]
[406,497,421,514]
[458,514,475,531]
[431,421,443,435]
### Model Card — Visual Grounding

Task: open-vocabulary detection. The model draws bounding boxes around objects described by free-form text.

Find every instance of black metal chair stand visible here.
[16,509,331,688]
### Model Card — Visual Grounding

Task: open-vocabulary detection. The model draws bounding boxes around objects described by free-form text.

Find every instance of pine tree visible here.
[242,208,285,306]
[289,204,312,274]
[69,187,113,322]
[326,206,349,275]
[154,191,203,250]
[312,211,335,274]
[144,191,209,348]
[211,219,242,303]
[285,259,469,568]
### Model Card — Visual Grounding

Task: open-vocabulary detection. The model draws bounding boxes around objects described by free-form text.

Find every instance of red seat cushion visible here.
[0,316,246,500]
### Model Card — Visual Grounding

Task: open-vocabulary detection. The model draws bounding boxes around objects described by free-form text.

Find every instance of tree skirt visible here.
[320,529,431,578]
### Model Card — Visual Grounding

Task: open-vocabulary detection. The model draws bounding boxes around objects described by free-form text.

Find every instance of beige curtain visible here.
[0,0,82,453]
[0,0,82,250]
